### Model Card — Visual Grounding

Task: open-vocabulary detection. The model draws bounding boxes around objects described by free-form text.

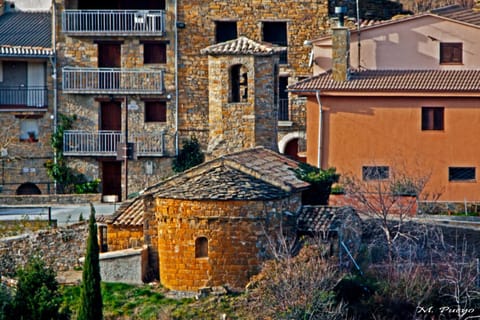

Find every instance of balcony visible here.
[62,67,165,94]
[0,86,48,108]
[63,130,166,157]
[62,10,166,36]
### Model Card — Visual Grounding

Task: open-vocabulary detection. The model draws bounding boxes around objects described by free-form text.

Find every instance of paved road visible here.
[0,202,119,225]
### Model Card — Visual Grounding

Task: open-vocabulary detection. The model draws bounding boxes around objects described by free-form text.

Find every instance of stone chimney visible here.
[332,7,350,82]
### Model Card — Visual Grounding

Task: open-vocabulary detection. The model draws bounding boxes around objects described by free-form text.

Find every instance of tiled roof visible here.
[201,36,285,56]
[297,206,357,234]
[111,199,145,226]
[223,147,309,191]
[289,70,480,94]
[148,147,308,200]
[0,12,52,57]
[431,5,480,26]
[153,165,289,200]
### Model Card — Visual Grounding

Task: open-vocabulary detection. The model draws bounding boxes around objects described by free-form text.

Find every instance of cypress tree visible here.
[78,204,103,320]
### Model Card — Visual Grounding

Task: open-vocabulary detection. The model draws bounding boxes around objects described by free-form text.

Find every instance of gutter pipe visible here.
[315,90,323,169]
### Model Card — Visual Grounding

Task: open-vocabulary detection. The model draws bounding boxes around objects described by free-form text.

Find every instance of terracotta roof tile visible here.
[432,5,480,26]
[289,70,480,93]
[111,198,145,226]
[201,36,285,56]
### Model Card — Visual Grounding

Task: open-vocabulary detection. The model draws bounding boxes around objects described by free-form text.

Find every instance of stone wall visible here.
[106,224,144,251]
[94,247,148,285]
[0,222,88,277]
[155,194,301,292]
[0,193,101,205]
[177,0,331,146]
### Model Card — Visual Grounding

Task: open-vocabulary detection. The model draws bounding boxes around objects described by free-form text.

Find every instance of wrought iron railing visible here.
[62,67,165,94]
[63,130,166,157]
[278,98,290,121]
[0,86,48,107]
[62,10,166,35]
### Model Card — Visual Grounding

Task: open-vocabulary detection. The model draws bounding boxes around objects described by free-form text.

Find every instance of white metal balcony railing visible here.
[63,130,166,157]
[0,86,48,107]
[62,67,165,94]
[62,10,166,35]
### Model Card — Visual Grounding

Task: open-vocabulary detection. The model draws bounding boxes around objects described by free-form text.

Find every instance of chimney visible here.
[332,6,350,82]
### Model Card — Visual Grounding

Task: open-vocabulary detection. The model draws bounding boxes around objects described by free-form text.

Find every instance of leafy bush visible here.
[172,136,205,173]
[74,178,101,194]
[293,163,340,205]
[10,257,65,320]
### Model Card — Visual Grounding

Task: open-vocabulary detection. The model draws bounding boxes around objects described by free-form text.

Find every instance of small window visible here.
[99,225,108,252]
[262,21,287,64]
[195,237,208,258]
[143,42,166,64]
[422,107,444,131]
[278,76,289,121]
[215,21,237,43]
[20,119,39,142]
[230,64,248,103]
[449,167,475,182]
[362,166,389,181]
[440,42,462,64]
[145,101,166,122]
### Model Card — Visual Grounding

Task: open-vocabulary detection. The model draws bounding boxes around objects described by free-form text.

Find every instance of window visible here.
[262,21,287,64]
[143,42,166,64]
[145,101,166,122]
[230,64,248,103]
[440,42,462,64]
[278,76,289,121]
[422,107,444,131]
[20,119,39,142]
[449,167,475,182]
[362,166,389,181]
[195,237,208,258]
[215,21,237,43]
[99,225,108,252]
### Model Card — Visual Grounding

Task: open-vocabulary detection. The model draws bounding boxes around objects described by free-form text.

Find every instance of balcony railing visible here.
[62,67,165,94]
[63,130,166,157]
[62,10,166,36]
[0,86,48,108]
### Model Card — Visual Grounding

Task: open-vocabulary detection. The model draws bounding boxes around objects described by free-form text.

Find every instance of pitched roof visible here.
[200,36,285,56]
[289,70,480,94]
[147,147,309,200]
[0,12,53,57]
[153,165,289,200]
[297,206,357,234]
[431,5,480,26]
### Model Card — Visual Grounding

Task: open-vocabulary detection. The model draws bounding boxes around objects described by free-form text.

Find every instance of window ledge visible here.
[278,120,293,127]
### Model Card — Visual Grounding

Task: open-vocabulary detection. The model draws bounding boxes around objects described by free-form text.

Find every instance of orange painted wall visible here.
[307,95,480,201]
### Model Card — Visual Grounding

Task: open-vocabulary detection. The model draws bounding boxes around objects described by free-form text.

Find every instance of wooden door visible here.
[100,101,121,153]
[98,43,121,89]
[102,161,122,201]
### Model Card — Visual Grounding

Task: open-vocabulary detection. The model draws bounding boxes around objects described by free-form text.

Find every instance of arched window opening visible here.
[195,237,208,258]
[230,64,248,103]
[16,182,41,195]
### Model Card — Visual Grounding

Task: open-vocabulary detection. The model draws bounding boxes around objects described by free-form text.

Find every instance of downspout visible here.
[315,90,323,169]
[51,2,58,194]
[356,0,361,70]
[174,0,179,156]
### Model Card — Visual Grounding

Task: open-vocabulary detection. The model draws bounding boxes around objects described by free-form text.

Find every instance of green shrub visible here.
[11,257,65,320]
[293,163,340,205]
[172,136,205,173]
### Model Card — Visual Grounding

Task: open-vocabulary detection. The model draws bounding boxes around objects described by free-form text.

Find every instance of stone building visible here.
[0,0,55,195]
[101,147,309,291]
[53,0,334,201]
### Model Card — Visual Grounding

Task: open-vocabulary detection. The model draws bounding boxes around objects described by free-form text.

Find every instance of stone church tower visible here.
[201,37,283,158]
